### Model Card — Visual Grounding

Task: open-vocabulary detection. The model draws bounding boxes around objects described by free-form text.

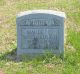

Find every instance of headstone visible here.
[16,10,66,56]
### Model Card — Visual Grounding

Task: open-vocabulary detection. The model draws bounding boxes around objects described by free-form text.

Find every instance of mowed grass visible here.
[0,0,80,74]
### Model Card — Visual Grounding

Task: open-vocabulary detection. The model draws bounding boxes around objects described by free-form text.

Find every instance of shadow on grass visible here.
[0,48,63,64]
[0,48,17,62]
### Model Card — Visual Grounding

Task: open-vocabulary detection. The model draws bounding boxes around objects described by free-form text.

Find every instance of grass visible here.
[0,0,80,74]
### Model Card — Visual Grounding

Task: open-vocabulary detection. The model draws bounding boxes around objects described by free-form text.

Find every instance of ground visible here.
[0,0,80,74]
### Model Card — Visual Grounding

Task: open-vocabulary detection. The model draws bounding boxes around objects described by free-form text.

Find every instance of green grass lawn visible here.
[0,0,80,74]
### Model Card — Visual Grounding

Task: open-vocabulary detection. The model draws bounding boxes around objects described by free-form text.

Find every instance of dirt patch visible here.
[0,69,4,74]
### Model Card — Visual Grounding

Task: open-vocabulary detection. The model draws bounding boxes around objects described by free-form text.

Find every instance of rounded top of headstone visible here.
[17,10,66,19]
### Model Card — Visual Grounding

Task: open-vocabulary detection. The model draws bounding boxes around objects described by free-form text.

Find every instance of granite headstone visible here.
[16,10,66,56]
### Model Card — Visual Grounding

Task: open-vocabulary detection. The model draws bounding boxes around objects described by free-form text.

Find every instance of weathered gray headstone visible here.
[16,10,66,56]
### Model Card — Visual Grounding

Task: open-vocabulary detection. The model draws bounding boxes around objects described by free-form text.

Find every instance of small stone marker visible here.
[16,10,66,56]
